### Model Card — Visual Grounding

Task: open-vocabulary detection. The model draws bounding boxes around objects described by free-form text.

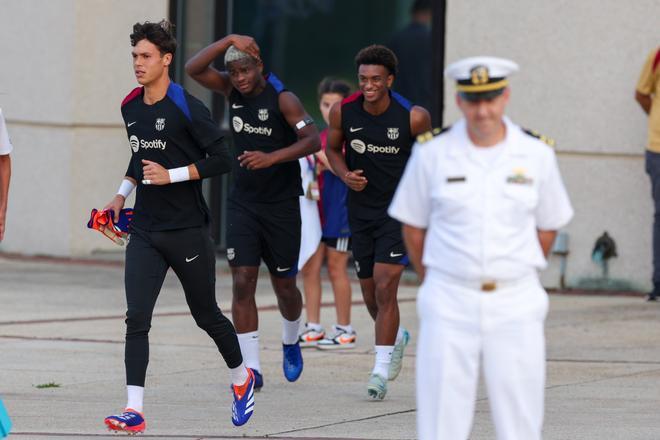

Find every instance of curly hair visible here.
[317,77,352,100]
[354,45,398,76]
[130,20,177,56]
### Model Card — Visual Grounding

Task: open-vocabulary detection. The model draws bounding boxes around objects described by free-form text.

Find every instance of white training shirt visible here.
[0,108,13,155]
[388,117,573,281]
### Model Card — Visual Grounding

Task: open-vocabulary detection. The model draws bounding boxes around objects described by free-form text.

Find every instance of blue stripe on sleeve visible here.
[391,91,413,111]
[167,82,192,121]
[266,73,286,93]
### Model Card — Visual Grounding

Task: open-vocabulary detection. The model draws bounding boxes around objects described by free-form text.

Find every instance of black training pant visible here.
[124,225,242,386]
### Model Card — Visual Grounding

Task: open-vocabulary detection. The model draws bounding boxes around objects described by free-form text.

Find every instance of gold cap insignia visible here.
[470,66,489,85]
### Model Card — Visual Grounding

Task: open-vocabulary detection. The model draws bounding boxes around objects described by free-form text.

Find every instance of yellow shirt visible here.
[636,48,660,152]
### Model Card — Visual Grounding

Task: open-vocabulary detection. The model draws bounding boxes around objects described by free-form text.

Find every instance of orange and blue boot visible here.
[231,368,256,426]
[104,408,145,435]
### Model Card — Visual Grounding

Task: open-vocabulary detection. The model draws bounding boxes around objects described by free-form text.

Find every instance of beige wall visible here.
[0,0,167,256]
[446,0,660,290]
[1,0,657,290]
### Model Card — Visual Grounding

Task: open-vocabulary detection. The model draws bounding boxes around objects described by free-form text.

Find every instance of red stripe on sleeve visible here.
[653,49,660,73]
[341,91,362,106]
[121,87,143,107]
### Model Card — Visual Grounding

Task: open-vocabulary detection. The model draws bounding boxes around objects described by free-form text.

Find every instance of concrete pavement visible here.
[0,253,659,439]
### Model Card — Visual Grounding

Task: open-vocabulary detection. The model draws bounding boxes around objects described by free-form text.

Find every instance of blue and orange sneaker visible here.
[232,368,255,426]
[282,342,303,382]
[104,408,145,434]
[251,368,264,391]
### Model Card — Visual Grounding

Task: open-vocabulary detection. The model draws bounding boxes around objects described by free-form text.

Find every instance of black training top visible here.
[121,82,231,231]
[341,90,414,221]
[228,73,301,202]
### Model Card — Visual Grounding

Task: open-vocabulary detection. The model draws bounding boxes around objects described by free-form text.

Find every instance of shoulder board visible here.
[416,126,451,144]
[523,128,556,147]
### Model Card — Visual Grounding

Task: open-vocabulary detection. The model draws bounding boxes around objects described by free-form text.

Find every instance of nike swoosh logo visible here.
[349,127,363,132]
[390,252,403,258]
[232,103,244,109]
[127,121,137,127]
[276,266,291,272]
[185,255,199,263]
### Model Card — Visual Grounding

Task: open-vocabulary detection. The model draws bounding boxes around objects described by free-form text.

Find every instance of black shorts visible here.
[321,236,351,252]
[350,216,408,279]
[226,197,301,278]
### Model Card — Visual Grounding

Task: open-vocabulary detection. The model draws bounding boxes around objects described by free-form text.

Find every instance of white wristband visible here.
[117,179,136,198]
[168,166,190,183]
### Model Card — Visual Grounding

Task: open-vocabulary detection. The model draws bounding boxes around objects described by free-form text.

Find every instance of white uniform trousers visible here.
[416,270,548,440]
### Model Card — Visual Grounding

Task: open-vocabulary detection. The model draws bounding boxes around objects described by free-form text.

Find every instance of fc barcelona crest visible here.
[155,118,166,131]
[258,109,269,121]
[387,127,399,140]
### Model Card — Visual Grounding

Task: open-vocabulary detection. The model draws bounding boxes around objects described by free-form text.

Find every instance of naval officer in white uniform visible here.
[388,57,573,440]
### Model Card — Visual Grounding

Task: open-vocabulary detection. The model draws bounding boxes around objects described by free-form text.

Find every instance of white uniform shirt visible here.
[388,117,573,281]
[0,109,13,155]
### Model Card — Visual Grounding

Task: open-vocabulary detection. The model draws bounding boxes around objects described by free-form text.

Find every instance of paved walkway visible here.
[0,254,659,439]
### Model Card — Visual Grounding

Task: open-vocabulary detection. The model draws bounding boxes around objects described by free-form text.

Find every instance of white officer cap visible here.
[445,56,519,101]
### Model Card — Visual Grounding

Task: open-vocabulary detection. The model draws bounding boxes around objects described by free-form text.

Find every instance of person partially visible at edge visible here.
[0,108,12,242]
[387,0,432,112]
[185,34,320,389]
[325,44,432,400]
[635,46,660,301]
[102,21,255,433]
[298,77,356,350]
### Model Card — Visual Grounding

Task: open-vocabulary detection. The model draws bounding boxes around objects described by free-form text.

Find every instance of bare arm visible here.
[410,105,433,136]
[403,224,427,282]
[315,149,332,174]
[0,154,10,241]
[537,229,557,257]
[325,102,368,191]
[636,90,652,115]
[237,91,320,170]
[185,34,260,96]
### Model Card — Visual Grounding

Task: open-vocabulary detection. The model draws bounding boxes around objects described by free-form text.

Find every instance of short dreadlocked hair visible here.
[224,45,258,66]
[354,45,398,76]
[130,20,177,56]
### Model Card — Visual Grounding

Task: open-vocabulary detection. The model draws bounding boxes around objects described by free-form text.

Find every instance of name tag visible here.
[446,176,466,183]
[506,176,533,185]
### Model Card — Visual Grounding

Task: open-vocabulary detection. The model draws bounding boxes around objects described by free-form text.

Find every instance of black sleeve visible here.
[120,105,139,181]
[186,93,232,178]
[125,154,138,180]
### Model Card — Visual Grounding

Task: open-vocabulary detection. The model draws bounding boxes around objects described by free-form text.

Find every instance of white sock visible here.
[335,323,353,334]
[126,385,144,413]
[230,363,249,386]
[237,331,261,372]
[395,327,405,344]
[282,316,302,345]
[306,322,323,332]
[372,345,394,378]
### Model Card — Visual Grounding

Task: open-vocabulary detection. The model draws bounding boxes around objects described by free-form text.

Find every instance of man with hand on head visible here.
[186,34,320,389]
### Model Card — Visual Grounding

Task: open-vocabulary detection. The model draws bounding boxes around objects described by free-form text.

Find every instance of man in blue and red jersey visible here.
[185,35,320,389]
[326,45,432,400]
[101,21,254,433]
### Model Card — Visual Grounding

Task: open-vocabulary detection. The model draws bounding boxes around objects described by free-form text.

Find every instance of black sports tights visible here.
[124,225,242,386]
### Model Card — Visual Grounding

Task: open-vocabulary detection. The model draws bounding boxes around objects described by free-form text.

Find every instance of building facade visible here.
[0,0,657,290]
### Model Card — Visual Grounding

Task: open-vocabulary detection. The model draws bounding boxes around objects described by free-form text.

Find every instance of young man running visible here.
[102,21,254,433]
[185,35,320,389]
[326,45,432,400]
